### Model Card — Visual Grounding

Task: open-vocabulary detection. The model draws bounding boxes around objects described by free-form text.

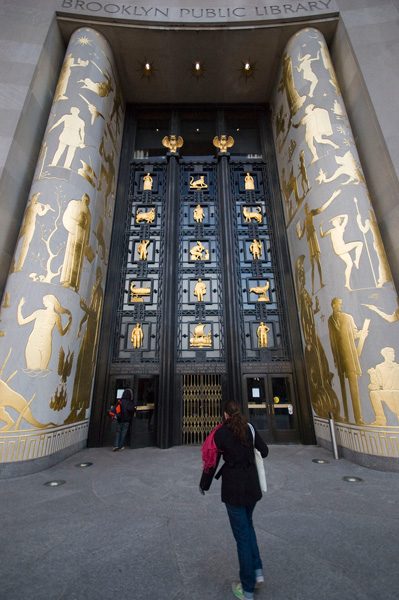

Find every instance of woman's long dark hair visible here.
[224,400,248,446]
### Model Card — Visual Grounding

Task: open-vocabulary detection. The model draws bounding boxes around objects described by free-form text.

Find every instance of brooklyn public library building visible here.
[1,0,399,477]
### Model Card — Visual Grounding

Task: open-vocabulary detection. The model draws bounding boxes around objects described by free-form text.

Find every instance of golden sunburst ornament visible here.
[76,36,92,46]
[138,60,156,80]
[238,60,256,81]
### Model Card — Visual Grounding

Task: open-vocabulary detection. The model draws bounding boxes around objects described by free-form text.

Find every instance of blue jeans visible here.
[225,503,262,595]
[114,421,129,449]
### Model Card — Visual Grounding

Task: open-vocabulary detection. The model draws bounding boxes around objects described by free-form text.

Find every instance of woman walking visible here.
[199,400,269,600]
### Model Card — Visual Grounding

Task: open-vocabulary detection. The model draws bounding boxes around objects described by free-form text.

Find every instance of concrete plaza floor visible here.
[1,444,398,600]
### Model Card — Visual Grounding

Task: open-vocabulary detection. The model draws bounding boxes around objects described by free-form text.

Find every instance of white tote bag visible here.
[249,424,267,492]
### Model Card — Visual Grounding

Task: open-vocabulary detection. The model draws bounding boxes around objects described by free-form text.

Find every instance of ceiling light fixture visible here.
[190,60,205,79]
[138,59,155,80]
[239,60,256,80]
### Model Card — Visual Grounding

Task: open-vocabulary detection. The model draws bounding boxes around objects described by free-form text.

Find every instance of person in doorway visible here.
[113,389,136,451]
[199,400,269,600]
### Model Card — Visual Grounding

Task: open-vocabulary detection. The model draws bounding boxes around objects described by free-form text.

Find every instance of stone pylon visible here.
[272,27,399,464]
[0,27,124,471]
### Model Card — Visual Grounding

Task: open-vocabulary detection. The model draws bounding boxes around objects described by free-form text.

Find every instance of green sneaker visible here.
[232,581,253,600]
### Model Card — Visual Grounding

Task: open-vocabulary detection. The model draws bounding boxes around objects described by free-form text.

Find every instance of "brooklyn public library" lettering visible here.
[60,1,335,19]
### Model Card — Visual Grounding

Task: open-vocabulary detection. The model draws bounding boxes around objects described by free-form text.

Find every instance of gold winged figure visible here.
[213,135,234,153]
[162,135,184,153]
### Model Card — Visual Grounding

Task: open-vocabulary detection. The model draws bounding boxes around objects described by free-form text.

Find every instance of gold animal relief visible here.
[162,135,183,153]
[190,175,208,190]
[249,282,270,302]
[243,207,262,224]
[136,207,155,224]
[213,135,234,153]
[130,282,151,302]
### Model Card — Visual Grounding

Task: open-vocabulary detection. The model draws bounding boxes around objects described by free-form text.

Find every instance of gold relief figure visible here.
[137,240,150,261]
[245,173,255,190]
[143,173,153,191]
[295,256,341,420]
[49,347,74,412]
[136,207,155,224]
[194,279,207,302]
[296,189,341,295]
[281,167,301,218]
[48,107,86,170]
[250,239,263,260]
[257,322,270,348]
[368,347,399,426]
[362,298,399,323]
[17,295,72,373]
[316,151,365,186]
[193,205,205,223]
[12,193,54,272]
[278,53,306,118]
[78,62,113,97]
[319,213,363,292]
[79,93,105,125]
[130,282,151,302]
[93,217,106,261]
[328,297,369,425]
[190,175,208,190]
[67,267,103,423]
[60,194,92,293]
[78,160,97,188]
[298,150,310,198]
[355,201,392,288]
[190,323,212,348]
[162,135,184,153]
[213,135,234,153]
[318,41,340,95]
[98,139,115,214]
[275,105,286,139]
[294,51,320,98]
[53,53,89,103]
[243,206,262,224]
[190,241,209,261]
[0,349,55,431]
[131,323,144,349]
[249,283,270,302]
[293,104,339,165]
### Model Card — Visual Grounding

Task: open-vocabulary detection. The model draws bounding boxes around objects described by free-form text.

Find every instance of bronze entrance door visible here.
[245,374,298,443]
[89,106,313,449]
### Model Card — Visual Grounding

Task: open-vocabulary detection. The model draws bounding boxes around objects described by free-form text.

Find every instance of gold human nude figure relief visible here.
[249,239,263,260]
[294,50,320,98]
[13,193,54,272]
[137,240,150,261]
[319,213,363,291]
[0,350,54,431]
[194,279,207,302]
[17,295,72,372]
[131,323,144,349]
[193,205,205,223]
[257,322,270,348]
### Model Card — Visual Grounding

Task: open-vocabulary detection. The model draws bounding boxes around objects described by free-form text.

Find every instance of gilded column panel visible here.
[272,28,399,463]
[0,28,124,467]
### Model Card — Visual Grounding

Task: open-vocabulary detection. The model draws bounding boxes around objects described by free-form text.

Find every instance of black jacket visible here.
[200,421,269,506]
[118,390,136,422]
